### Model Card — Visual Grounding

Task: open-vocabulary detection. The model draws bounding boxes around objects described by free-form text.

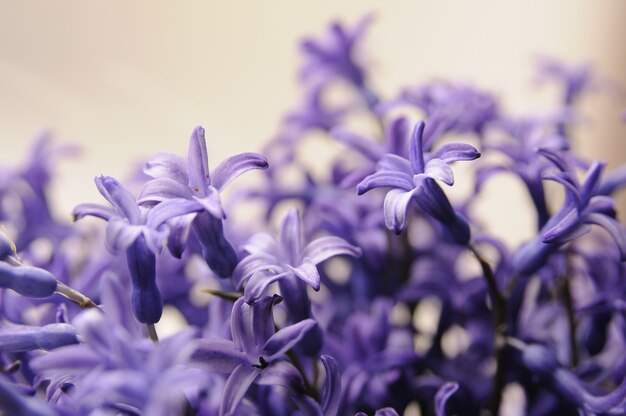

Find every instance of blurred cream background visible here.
[0,1,625,245]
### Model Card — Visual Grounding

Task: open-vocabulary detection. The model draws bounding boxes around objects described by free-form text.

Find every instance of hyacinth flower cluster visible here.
[2,15,626,416]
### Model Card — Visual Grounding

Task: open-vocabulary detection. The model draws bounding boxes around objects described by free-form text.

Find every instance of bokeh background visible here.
[0,1,625,245]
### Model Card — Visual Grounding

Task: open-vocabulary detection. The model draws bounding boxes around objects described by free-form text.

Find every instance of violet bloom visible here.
[139,126,268,277]
[299,14,378,107]
[191,295,338,415]
[513,149,626,276]
[73,175,165,324]
[357,120,480,244]
[232,208,361,303]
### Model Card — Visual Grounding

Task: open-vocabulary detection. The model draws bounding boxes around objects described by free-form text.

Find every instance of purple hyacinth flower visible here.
[232,207,362,303]
[299,14,378,107]
[139,126,268,277]
[357,120,480,243]
[513,149,626,276]
[0,322,78,352]
[192,295,319,415]
[73,175,165,323]
[435,382,459,416]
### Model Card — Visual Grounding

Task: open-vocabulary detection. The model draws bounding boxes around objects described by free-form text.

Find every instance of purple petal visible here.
[143,152,189,184]
[332,128,384,161]
[71,203,114,221]
[383,189,416,234]
[219,364,260,416]
[146,198,202,229]
[585,213,626,260]
[320,355,341,416]
[579,160,606,204]
[356,170,414,195]
[95,176,141,224]
[585,195,616,216]
[287,260,321,290]
[232,253,280,290]
[192,190,225,219]
[30,344,101,374]
[409,121,426,173]
[104,217,142,254]
[212,152,269,191]
[542,210,584,243]
[164,213,195,258]
[191,339,248,373]
[137,178,193,205]
[263,318,317,361]
[279,209,303,264]
[187,126,211,195]
[435,382,459,416]
[256,360,304,391]
[251,295,282,349]
[230,298,256,357]
[243,271,287,303]
[241,233,278,256]
[375,409,400,416]
[385,116,409,155]
[302,236,362,265]
[430,143,481,163]
[425,159,454,186]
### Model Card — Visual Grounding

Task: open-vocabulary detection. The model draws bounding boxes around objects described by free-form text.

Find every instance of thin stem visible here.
[468,244,507,415]
[146,323,159,343]
[55,281,98,309]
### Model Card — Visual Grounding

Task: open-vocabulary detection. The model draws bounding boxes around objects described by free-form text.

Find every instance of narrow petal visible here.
[232,253,280,289]
[377,154,412,173]
[243,271,287,303]
[219,364,260,416]
[542,210,584,243]
[251,295,283,350]
[192,190,225,219]
[430,143,481,163]
[146,198,202,229]
[320,355,341,416]
[584,195,616,217]
[191,339,248,373]
[356,171,414,195]
[263,318,317,361]
[383,188,416,234]
[385,116,409,155]
[435,382,459,416]
[279,209,302,265]
[95,176,141,224]
[137,178,193,205]
[230,298,256,357]
[302,236,362,265]
[409,121,426,173]
[287,260,321,290]
[212,152,269,191]
[143,152,189,184]
[579,160,606,205]
[585,213,626,260]
[71,203,114,222]
[256,361,304,391]
[187,126,211,195]
[425,159,455,186]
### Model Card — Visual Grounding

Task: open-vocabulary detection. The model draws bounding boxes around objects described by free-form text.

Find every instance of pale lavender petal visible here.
[542,210,584,243]
[71,203,114,221]
[187,126,211,195]
[425,159,455,185]
[192,190,225,219]
[585,213,626,260]
[356,170,414,194]
[383,188,416,234]
[302,236,362,265]
[104,218,142,254]
[243,271,287,302]
[144,152,189,184]
[263,318,317,361]
[230,298,256,357]
[435,382,459,416]
[219,364,260,416]
[409,121,426,173]
[320,355,341,416]
[95,176,141,224]
[287,260,321,290]
[191,339,248,373]
[212,152,269,191]
[241,233,278,256]
[279,208,302,264]
[137,178,193,205]
[232,253,281,289]
[30,344,101,374]
[146,198,202,229]
[332,128,384,161]
[430,143,481,163]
